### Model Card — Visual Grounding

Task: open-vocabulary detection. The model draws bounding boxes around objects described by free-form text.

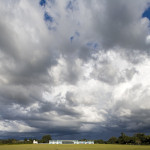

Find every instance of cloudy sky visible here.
[1,0,150,140]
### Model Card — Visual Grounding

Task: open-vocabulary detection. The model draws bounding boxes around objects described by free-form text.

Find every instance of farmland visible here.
[0,144,150,150]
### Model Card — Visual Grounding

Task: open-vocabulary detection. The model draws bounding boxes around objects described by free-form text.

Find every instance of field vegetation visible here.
[0,144,150,150]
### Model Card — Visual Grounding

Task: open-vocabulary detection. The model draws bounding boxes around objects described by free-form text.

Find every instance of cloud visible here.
[0,0,150,140]
[90,0,150,51]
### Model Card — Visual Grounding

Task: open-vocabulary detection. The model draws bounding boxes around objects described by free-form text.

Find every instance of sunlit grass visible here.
[0,144,150,150]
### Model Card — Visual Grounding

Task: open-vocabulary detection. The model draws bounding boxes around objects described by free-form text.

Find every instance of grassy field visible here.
[0,144,150,150]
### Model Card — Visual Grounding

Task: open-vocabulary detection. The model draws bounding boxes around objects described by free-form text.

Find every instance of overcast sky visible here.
[1,0,150,140]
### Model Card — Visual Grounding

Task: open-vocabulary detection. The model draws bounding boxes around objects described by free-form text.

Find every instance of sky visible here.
[0,0,150,140]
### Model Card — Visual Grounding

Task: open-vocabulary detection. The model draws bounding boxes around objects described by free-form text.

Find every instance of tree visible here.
[41,135,52,143]
[133,133,146,145]
[118,132,130,144]
[24,138,27,143]
[94,139,105,144]
[107,136,118,144]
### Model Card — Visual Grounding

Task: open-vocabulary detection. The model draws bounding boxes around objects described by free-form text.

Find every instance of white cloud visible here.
[0,0,150,139]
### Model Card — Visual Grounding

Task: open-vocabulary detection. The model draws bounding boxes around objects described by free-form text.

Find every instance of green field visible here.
[0,144,150,150]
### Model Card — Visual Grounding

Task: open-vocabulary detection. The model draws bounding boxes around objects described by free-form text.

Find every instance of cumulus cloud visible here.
[0,0,150,140]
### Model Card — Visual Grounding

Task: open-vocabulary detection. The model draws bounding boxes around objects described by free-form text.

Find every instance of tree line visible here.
[94,133,150,145]
[1,133,150,145]
[0,134,51,145]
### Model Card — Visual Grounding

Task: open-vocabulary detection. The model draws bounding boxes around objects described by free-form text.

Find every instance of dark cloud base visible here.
[0,0,150,140]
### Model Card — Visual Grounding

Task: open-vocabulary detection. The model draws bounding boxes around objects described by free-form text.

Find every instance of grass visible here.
[0,144,150,150]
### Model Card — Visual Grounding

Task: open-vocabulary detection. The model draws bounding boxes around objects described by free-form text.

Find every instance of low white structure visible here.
[49,140,62,144]
[49,140,94,144]
[33,140,38,144]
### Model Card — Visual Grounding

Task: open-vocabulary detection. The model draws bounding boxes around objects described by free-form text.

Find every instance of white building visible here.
[49,140,94,144]
[33,140,38,144]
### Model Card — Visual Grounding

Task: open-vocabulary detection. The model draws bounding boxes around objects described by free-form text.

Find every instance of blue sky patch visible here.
[142,6,150,20]
[70,36,74,42]
[87,42,99,50]
[75,31,80,37]
[66,0,78,11]
[44,12,54,22]
[67,1,74,11]
[93,43,98,49]
[70,31,80,42]
[87,42,93,47]
[39,0,46,7]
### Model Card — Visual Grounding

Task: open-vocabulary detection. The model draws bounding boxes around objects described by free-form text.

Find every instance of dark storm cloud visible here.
[92,0,149,51]
[7,52,57,86]
[104,83,150,134]
[0,17,19,60]
[106,107,150,134]
[0,0,150,140]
